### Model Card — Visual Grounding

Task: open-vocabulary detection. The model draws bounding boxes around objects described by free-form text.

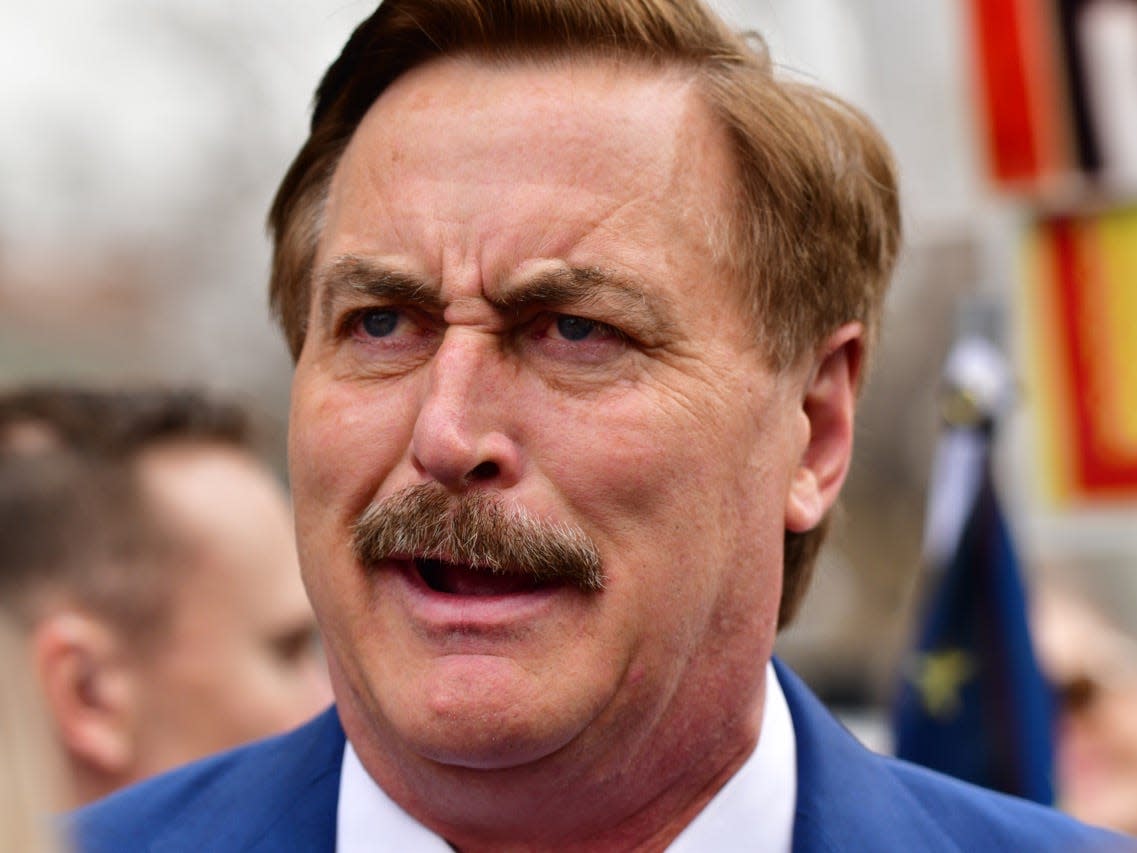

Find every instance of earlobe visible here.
[785,322,864,533]
[31,610,138,783]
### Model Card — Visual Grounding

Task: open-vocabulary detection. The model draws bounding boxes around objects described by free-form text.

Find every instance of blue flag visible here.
[893,436,1055,804]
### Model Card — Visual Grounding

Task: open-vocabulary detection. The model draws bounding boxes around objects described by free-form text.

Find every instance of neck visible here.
[341,682,766,851]
[69,761,122,809]
[447,740,758,853]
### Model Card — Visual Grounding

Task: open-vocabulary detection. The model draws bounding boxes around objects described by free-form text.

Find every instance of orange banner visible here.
[1022,209,1137,500]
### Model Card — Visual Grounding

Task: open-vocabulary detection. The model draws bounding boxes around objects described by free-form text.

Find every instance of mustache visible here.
[352,483,604,592]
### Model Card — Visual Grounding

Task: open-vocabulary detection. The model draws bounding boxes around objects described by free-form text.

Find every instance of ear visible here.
[30,609,139,785]
[785,322,864,533]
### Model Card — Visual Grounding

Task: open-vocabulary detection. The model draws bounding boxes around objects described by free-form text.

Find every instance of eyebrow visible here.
[316,256,441,331]
[315,255,675,339]
[493,267,675,338]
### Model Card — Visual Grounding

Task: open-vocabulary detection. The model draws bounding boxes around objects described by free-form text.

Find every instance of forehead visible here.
[353,53,705,170]
[138,444,307,603]
[137,443,289,550]
[317,54,741,295]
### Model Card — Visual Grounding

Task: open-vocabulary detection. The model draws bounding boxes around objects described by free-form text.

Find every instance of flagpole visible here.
[892,322,1056,804]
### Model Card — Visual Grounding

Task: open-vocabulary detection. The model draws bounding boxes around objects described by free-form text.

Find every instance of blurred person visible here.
[1034,566,1137,836]
[73,0,1131,850]
[0,387,332,806]
[0,613,68,853]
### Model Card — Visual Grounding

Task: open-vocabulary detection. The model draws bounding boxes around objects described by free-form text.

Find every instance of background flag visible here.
[892,336,1055,804]
[1021,209,1137,502]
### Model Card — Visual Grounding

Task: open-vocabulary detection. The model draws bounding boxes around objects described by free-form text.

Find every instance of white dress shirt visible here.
[337,662,796,852]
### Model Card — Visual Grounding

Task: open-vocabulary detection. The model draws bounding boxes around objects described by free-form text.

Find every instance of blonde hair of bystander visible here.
[0,614,67,853]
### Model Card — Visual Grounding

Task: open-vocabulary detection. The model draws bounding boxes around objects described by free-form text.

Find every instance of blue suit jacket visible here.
[73,660,1132,852]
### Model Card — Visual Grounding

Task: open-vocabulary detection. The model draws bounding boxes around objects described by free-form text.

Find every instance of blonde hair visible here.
[268,0,901,626]
[0,616,66,853]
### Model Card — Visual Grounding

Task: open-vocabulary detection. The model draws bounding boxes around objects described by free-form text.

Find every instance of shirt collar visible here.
[336,662,796,852]
[666,661,796,852]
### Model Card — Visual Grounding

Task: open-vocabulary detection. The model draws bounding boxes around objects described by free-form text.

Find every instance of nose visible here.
[411,330,523,491]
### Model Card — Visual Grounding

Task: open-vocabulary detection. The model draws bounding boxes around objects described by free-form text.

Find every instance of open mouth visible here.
[414,557,550,596]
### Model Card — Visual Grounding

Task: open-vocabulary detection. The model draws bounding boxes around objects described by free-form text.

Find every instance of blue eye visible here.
[555,315,595,341]
[360,309,399,338]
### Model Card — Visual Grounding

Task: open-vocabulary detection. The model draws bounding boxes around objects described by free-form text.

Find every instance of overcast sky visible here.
[0,0,976,254]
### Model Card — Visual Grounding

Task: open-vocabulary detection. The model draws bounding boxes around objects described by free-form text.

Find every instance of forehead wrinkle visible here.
[316,256,442,326]
[492,266,676,334]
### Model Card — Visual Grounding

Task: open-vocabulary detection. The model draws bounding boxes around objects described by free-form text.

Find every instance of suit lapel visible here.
[152,708,345,853]
[775,660,958,853]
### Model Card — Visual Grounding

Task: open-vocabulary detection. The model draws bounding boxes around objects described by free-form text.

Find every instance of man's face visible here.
[290,56,822,797]
[128,443,331,779]
[1035,589,1137,835]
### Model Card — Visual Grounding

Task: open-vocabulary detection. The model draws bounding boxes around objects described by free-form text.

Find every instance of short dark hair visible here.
[0,386,261,638]
[0,386,253,458]
[268,0,902,626]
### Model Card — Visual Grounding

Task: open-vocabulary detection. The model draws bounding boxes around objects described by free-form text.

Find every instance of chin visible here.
[409,719,575,771]
[392,657,594,770]
[409,664,586,773]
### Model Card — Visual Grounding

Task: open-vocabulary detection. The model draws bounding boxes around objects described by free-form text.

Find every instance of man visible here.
[1034,570,1137,836]
[0,387,331,806]
[74,0,1132,849]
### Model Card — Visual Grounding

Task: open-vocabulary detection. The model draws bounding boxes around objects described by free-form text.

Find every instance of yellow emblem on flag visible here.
[909,649,975,721]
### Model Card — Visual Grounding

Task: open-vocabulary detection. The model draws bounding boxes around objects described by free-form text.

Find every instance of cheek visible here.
[544,383,781,541]
[541,384,786,616]
[289,375,418,638]
[536,388,785,706]
[289,374,417,520]
[1109,691,1137,757]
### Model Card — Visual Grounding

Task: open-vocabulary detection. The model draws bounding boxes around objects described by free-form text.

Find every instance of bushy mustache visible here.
[352,483,604,593]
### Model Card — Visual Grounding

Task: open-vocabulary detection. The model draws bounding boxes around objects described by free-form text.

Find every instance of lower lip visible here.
[378,558,572,630]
